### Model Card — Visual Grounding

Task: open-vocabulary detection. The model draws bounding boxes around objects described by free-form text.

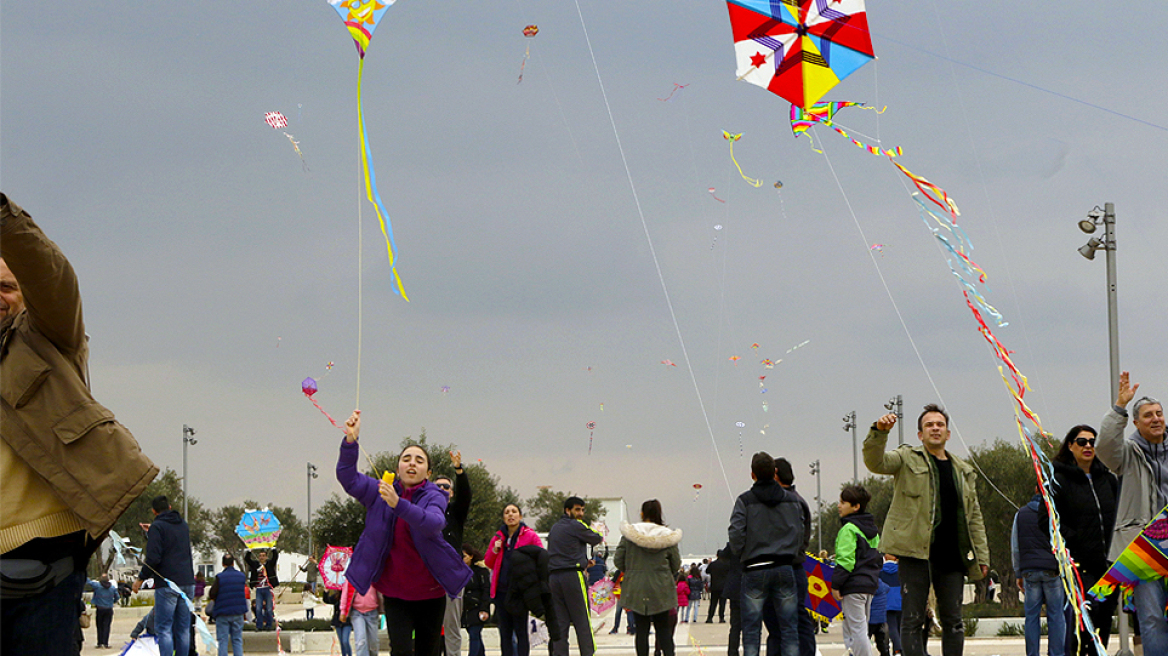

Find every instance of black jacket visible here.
[1052,459,1118,572]
[138,510,194,586]
[443,469,472,550]
[244,548,280,587]
[1015,497,1058,573]
[504,544,559,636]
[463,563,492,627]
[547,515,603,571]
[717,544,742,600]
[728,479,805,568]
[831,512,881,596]
[706,556,731,596]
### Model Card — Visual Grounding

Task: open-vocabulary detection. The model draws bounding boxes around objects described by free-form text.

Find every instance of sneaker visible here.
[609,629,619,634]
[705,620,713,624]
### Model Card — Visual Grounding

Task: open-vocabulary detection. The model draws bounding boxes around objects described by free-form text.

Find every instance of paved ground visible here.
[78,603,1065,656]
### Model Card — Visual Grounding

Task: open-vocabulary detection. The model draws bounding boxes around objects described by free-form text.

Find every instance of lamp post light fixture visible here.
[182,425,197,520]
[307,463,319,559]
[884,395,904,445]
[842,411,857,482]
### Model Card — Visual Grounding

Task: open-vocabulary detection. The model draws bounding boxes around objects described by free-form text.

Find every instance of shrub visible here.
[997,622,1024,637]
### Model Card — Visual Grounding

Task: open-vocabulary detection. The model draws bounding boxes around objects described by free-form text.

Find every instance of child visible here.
[675,573,690,622]
[868,579,891,656]
[832,484,882,656]
[302,587,320,620]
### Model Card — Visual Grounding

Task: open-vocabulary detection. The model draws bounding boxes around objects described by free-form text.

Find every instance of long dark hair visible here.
[641,499,664,525]
[1055,424,1097,465]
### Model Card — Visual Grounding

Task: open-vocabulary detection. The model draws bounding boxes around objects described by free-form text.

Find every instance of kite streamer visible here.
[330,0,408,300]
[790,102,902,157]
[722,131,764,187]
[518,24,539,83]
[658,83,689,102]
[283,133,309,171]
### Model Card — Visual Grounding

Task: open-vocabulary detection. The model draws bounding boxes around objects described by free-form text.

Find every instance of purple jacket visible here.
[337,439,472,598]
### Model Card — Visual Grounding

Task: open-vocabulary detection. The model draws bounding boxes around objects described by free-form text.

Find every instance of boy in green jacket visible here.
[833,485,882,656]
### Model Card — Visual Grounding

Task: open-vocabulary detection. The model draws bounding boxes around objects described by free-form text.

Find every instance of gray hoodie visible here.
[1095,406,1168,560]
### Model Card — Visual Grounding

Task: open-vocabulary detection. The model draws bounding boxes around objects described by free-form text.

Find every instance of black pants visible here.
[707,593,727,622]
[633,611,673,656]
[899,557,964,656]
[1067,562,1118,655]
[550,570,595,656]
[0,569,86,656]
[96,606,114,646]
[384,596,445,656]
[886,610,903,653]
[868,622,890,656]
[495,596,530,656]
[728,599,742,656]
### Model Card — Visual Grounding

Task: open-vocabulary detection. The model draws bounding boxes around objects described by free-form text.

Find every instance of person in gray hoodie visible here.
[1095,371,1168,655]
[728,452,805,656]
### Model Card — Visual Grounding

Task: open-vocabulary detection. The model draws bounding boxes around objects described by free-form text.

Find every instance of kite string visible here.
[573,0,731,496]
[816,140,1017,509]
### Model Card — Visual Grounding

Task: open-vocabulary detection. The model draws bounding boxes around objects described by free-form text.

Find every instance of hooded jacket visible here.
[862,425,989,580]
[1051,458,1117,572]
[1096,406,1168,561]
[1011,496,1057,573]
[706,555,731,597]
[504,543,558,636]
[880,560,901,611]
[614,521,683,616]
[0,195,157,555]
[485,523,543,599]
[336,438,472,598]
[832,511,881,596]
[138,510,194,586]
[462,561,492,627]
[728,479,805,568]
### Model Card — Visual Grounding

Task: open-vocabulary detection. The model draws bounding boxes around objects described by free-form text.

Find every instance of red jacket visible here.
[676,580,690,607]
[484,524,543,599]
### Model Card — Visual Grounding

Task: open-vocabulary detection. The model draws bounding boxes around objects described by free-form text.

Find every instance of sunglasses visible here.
[436,483,452,490]
[1073,437,1096,447]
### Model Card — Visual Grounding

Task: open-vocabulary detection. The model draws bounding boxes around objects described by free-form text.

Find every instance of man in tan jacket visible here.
[1,194,157,654]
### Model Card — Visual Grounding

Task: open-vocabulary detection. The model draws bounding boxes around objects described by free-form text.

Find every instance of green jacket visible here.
[614,521,682,616]
[862,425,989,579]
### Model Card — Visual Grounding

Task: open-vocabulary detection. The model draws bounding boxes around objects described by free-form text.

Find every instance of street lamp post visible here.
[1077,202,1129,655]
[884,395,904,445]
[842,411,857,482]
[182,425,197,519]
[809,460,823,555]
[307,463,318,559]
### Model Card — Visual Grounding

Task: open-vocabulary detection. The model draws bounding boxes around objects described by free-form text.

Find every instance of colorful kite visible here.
[1089,504,1168,612]
[283,132,309,171]
[660,359,678,367]
[804,553,841,622]
[722,131,764,187]
[588,578,616,615]
[692,483,703,501]
[726,0,875,109]
[319,545,353,591]
[728,355,741,363]
[328,0,408,300]
[264,112,288,130]
[302,376,343,430]
[708,187,725,203]
[235,509,282,549]
[790,102,902,157]
[518,24,539,83]
[586,421,597,454]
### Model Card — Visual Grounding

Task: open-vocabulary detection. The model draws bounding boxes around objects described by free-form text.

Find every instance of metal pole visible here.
[307,463,318,559]
[182,426,188,520]
[1104,202,1120,396]
[842,411,858,482]
[810,460,822,555]
[896,395,904,446]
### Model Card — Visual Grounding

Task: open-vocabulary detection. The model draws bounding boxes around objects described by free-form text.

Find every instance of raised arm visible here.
[0,195,86,354]
[451,453,472,526]
[1096,371,1135,474]
[863,416,905,476]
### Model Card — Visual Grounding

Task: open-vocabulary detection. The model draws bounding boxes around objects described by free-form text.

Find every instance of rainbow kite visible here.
[1089,504,1168,612]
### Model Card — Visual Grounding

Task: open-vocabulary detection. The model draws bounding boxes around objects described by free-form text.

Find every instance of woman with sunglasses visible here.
[1052,424,1119,655]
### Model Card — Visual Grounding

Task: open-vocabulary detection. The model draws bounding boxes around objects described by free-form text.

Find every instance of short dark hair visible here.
[641,499,664,526]
[917,403,950,432]
[840,484,871,512]
[774,457,795,486]
[564,496,585,511]
[1055,424,1098,465]
[222,554,235,567]
[151,496,170,513]
[434,475,452,484]
[751,452,776,482]
[462,543,483,562]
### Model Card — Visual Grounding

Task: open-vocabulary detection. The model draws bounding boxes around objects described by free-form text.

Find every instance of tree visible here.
[524,488,608,533]
[811,476,893,559]
[108,468,211,554]
[311,494,365,551]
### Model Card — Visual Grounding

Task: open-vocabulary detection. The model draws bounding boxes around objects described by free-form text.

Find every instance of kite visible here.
[726,0,875,109]
[1090,504,1168,612]
[760,358,775,368]
[692,483,703,501]
[804,553,842,622]
[302,377,342,430]
[774,181,783,189]
[658,83,690,102]
[786,340,811,353]
[284,132,309,171]
[319,545,353,591]
[586,421,597,454]
[518,24,539,83]
[790,102,902,157]
[723,131,764,187]
[660,359,678,367]
[870,243,885,255]
[328,0,408,300]
[735,421,746,428]
[751,343,760,349]
[264,112,288,129]
[235,509,282,549]
[599,402,604,411]
[588,578,617,614]
[728,355,741,363]
[710,223,723,250]
[440,385,451,394]
[708,188,725,203]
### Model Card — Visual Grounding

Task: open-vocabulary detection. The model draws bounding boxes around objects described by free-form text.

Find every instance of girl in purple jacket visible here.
[339,410,472,656]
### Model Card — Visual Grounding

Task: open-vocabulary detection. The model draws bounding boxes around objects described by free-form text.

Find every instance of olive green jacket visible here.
[614,521,682,616]
[862,425,989,579]
[1,195,157,552]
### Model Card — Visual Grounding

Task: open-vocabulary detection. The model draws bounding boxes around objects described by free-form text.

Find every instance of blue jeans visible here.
[1133,579,1168,656]
[1022,571,1065,656]
[336,624,353,656]
[156,584,195,656]
[256,586,274,630]
[468,624,486,656]
[215,613,244,656]
[684,598,701,622]
[741,565,798,656]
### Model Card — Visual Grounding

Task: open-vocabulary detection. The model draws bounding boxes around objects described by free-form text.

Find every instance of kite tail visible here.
[728,142,764,187]
[518,43,530,83]
[357,58,409,301]
[307,395,342,431]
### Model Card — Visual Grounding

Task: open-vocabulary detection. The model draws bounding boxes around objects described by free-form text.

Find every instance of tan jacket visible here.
[863,426,989,579]
[1,195,157,553]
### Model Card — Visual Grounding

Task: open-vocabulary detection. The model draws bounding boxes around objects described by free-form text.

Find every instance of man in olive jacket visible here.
[0,194,157,654]
[863,404,989,656]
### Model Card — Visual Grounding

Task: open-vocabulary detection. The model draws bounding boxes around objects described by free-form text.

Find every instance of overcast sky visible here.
[3,1,1166,555]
